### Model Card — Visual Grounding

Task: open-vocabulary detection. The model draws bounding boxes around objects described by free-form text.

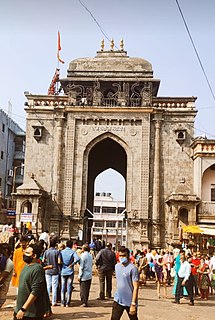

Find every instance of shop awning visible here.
[182,225,203,234]
[199,227,215,236]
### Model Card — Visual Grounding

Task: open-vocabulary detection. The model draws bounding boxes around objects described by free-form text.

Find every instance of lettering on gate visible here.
[92,126,125,132]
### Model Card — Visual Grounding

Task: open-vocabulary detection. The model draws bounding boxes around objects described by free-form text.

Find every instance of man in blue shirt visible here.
[111,247,139,320]
[60,240,80,307]
[78,244,93,307]
[42,239,61,306]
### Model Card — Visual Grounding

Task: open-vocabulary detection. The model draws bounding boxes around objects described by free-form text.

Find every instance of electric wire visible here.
[176,0,215,102]
[78,0,113,45]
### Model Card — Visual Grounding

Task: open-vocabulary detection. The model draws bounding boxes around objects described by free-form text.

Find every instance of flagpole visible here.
[57,31,60,93]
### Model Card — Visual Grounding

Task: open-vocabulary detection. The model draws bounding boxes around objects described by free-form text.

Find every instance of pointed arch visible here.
[81,132,131,242]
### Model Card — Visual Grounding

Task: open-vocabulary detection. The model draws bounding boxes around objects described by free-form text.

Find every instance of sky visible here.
[1,0,215,200]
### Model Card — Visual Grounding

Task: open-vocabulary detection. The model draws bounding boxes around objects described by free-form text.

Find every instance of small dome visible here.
[67,50,153,79]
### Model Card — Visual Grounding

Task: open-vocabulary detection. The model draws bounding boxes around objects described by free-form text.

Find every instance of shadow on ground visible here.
[52,311,110,319]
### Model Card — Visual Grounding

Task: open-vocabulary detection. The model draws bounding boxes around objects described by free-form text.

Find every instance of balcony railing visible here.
[129,98,141,107]
[102,98,118,107]
[199,201,215,216]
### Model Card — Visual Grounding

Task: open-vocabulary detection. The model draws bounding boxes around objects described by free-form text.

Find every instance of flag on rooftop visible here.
[57,31,65,64]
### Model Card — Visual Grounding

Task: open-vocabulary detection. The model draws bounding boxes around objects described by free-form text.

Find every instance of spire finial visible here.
[110,38,114,51]
[120,38,124,51]
[101,39,104,51]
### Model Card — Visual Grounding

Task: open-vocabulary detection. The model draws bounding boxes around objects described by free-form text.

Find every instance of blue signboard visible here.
[7,209,16,217]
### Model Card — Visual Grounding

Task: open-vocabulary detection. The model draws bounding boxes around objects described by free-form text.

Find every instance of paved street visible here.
[1,273,215,320]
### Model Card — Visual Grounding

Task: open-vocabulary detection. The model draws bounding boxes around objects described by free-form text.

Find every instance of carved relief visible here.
[140,82,152,106]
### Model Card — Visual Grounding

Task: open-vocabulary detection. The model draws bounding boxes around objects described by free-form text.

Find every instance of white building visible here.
[91,192,126,247]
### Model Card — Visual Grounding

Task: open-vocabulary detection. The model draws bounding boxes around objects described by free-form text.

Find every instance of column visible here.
[152,118,162,247]
[52,116,64,204]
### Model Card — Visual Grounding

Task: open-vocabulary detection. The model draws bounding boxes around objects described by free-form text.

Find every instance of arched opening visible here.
[93,169,126,247]
[202,163,215,201]
[20,200,32,234]
[95,169,125,201]
[178,207,188,227]
[85,137,127,242]
[21,200,32,213]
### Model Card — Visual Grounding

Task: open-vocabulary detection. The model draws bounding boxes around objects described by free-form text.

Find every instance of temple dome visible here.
[67,50,154,79]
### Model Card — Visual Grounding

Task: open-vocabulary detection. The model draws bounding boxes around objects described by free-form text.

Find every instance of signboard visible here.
[20,213,33,222]
[7,209,16,218]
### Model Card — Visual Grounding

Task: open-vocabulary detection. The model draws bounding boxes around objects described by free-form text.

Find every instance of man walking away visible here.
[60,240,80,307]
[95,242,116,300]
[78,244,93,307]
[42,239,61,306]
[111,247,139,320]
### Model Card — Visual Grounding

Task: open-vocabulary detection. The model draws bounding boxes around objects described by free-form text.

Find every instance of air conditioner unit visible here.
[8,169,13,177]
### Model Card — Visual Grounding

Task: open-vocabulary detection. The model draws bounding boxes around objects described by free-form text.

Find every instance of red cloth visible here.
[191,258,200,275]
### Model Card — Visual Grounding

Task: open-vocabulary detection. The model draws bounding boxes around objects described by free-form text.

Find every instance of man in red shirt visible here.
[191,252,201,296]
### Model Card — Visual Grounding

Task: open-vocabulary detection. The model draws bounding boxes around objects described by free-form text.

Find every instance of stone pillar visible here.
[63,115,75,216]
[52,116,64,204]
[152,118,162,247]
[193,157,202,198]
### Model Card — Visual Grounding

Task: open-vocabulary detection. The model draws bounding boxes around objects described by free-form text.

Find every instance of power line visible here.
[78,0,112,44]
[197,105,215,110]
[176,0,215,102]
[0,107,26,120]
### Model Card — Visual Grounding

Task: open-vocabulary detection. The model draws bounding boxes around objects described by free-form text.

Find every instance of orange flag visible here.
[57,31,65,64]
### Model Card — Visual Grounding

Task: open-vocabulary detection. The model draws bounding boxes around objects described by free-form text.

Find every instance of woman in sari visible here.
[198,256,211,300]
[154,256,167,298]
[138,252,148,286]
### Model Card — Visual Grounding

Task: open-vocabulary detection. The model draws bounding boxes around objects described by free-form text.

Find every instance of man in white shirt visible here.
[173,251,194,305]
[39,230,50,248]
[210,251,215,270]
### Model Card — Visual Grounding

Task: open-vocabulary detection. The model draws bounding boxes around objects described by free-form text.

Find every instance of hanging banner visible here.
[20,213,33,222]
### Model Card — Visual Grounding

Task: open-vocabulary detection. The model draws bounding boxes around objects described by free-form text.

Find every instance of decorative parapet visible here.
[152,97,196,110]
[24,94,68,108]
[25,94,197,112]
[190,138,215,159]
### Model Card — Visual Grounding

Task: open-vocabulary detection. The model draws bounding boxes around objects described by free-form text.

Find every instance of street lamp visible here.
[12,164,24,194]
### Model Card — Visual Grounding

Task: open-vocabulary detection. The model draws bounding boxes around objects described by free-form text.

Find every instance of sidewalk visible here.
[1,275,215,320]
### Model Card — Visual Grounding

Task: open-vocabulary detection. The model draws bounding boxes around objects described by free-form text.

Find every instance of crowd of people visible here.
[0,225,215,320]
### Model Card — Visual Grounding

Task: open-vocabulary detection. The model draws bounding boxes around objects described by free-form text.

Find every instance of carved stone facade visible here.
[15,45,199,248]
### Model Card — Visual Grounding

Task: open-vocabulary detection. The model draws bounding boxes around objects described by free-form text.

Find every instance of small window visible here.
[211,184,215,201]
[106,221,116,228]
[0,177,2,186]
[177,131,184,139]
[93,206,100,213]
[175,129,186,144]
[102,206,116,213]
[2,123,5,132]
[1,151,3,159]
[32,126,44,141]
[94,222,103,228]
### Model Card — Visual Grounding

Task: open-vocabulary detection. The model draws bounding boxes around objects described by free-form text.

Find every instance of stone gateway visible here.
[15,42,199,248]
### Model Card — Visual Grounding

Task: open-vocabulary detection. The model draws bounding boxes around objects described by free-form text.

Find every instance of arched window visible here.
[178,207,188,226]
[21,200,32,213]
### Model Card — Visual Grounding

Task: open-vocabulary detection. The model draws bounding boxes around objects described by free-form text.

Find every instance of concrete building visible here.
[0,109,25,223]
[191,137,215,226]
[91,192,126,247]
[14,41,209,248]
